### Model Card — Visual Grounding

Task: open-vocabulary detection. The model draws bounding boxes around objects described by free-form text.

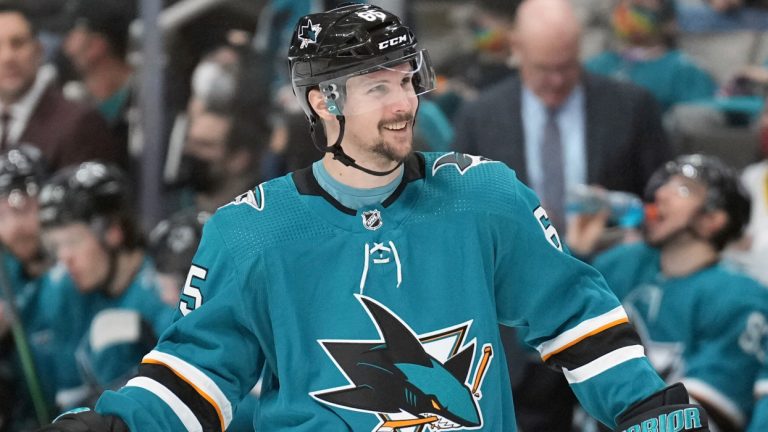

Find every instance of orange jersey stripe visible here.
[541,317,630,362]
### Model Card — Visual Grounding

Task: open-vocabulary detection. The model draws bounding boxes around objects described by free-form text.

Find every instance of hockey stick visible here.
[0,247,49,426]
[471,344,493,397]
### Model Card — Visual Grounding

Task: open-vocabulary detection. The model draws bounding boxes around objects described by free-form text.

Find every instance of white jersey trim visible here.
[537,306,629,359]
[143,350,233,429]
[126,376,203,432]
[682,377,745,427]
[563,345,645,384]
[755,379,768,397]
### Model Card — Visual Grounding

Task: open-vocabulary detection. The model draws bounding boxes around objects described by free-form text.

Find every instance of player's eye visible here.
[367,84,388,95]
[431,399,441,410]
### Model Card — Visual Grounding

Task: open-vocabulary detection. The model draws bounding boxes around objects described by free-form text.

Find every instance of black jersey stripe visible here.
[543,322,642,370]
[138,362,222,432]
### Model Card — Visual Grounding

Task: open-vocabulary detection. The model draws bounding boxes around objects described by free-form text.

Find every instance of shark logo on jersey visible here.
[312,295,493,431]
[431,153,498,176]
[362,209,383,231]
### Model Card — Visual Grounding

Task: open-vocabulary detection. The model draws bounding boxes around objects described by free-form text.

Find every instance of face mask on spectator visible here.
[174,154,223,193]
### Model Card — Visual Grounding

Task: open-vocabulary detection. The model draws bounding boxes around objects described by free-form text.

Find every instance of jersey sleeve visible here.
[95,215,266,432]
[683,283,768,429]
[494,172,665,428]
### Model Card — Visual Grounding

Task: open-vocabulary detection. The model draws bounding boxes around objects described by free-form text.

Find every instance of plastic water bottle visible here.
[565,184,645,228]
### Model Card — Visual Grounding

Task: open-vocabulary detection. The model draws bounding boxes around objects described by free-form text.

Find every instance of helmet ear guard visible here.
[321,82,342,115]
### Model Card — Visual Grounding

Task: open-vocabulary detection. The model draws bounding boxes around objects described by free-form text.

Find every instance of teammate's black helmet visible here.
[148,209,209,276]
[38,161,130,228]
[645,154,751,249]
[0,144,46,199]
[288,3,436,122]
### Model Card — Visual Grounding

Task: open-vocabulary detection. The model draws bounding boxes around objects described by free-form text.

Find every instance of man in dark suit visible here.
[453,0,671,203]
[0,3,123,172]
[452,1,673,431]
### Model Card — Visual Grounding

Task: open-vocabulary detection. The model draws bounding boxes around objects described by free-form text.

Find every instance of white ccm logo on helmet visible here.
[378,34,408,50]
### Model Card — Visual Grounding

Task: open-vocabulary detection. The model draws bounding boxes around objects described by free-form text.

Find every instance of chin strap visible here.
[309,115,403,177]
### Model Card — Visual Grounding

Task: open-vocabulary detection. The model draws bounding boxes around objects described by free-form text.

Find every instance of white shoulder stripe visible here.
[537,306,628,359]
[682,377,745,427]
[143,350,233,428]
[755,379,768,397]
[563,345,645,384]
[126,376,203,432]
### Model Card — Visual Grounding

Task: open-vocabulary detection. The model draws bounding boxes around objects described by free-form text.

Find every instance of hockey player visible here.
[37,162,174,410]
[587,154,767,431]
[40,4,709,431]
[0,145,56,429]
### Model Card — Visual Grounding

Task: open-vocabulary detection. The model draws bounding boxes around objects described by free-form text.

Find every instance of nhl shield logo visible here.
[362,209,383,231]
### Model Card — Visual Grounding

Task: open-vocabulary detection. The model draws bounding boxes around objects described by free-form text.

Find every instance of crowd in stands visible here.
[0,0,766,430]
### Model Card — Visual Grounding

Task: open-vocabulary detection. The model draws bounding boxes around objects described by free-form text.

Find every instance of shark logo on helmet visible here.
[298,19,322,49]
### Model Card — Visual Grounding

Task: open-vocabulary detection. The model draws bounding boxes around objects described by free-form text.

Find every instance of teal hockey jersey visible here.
[47,257,174,410]
[1,253,59,426]
[593,242,768,430]
[95,152,665,431]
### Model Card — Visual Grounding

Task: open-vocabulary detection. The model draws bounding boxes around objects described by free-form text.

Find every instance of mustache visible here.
[378,113,414,128]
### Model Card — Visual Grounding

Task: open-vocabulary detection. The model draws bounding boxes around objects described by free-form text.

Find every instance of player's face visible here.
[644,175,708,246]
[0,193,40,263]
[0,13,41,103]
[44,223,111,293]
[342,62,419,164]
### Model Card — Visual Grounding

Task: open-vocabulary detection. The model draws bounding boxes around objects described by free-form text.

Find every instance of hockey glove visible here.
[37,408,128,432]
[614,383,709,432]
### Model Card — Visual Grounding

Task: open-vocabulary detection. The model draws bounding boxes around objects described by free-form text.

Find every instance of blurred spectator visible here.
[575,154,765,431]
[453,0,671,233]
[0,3,123,172]
[62,0,137,155]
[0,145,56,430]
[37,161,173,410]
[453,1,672,429]
[167,46,271,213]
[585,0,717,113]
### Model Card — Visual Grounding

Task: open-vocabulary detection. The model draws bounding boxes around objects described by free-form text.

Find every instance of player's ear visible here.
[308,88,336,121]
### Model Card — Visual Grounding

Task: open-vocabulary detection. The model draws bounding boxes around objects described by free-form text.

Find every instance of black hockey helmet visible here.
[288,3,436,121]
[0,144,46,201]
[38,161,130,229]
[645,154,751,249]
[148,209,209,276]
[287,4,436,176]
